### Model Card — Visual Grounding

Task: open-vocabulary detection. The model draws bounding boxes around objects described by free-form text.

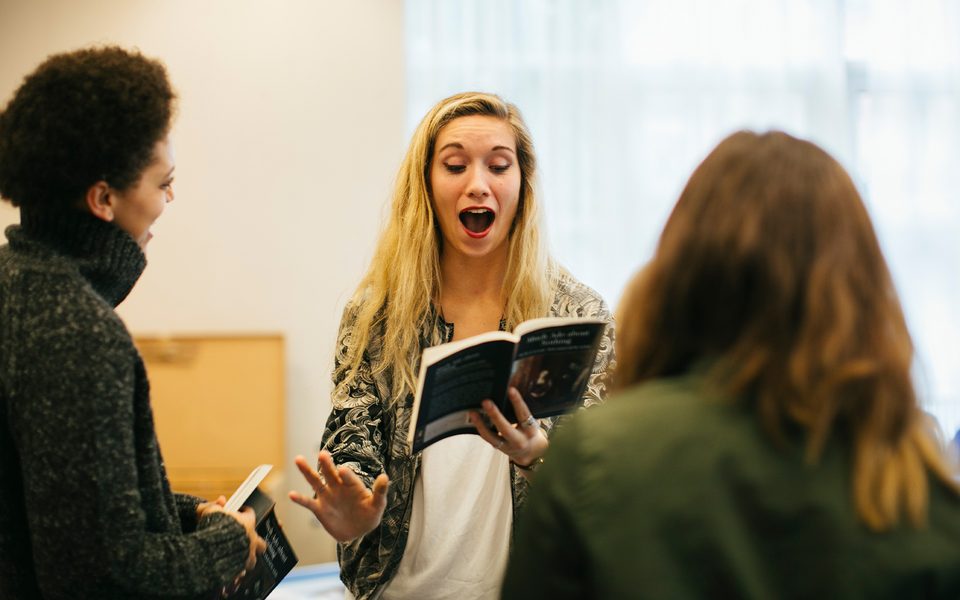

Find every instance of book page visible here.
[512,316,602,338]
[224,464,272,512]
[408,337,516,452]
[506,319,605,421]
[419,330,516,366]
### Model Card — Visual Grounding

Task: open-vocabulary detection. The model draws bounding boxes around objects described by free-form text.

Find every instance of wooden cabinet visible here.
[135,335,285,500]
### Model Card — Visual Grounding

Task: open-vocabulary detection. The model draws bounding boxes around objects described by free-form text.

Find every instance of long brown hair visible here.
[616,130,958,530]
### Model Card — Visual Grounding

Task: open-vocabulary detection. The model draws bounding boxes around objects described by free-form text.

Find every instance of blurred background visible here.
[2,0,958,566]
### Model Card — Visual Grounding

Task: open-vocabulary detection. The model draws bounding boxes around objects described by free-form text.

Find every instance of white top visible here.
[379,434,513,600]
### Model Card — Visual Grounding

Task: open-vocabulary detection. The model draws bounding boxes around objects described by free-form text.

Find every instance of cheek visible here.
[149,194,168,219]
[495,178,522,217]
[430,176,457,209]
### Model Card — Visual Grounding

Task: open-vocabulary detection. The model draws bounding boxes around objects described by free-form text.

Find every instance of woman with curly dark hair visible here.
[0,46,264,599]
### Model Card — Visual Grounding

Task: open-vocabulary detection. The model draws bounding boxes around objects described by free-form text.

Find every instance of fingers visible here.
[482,398,517,434]
[288,490,316,510]
[469,410,504,448]
[508,387,541,438]
[371,473,390,509]
[317,450,343,487]
[288,490,327,523]
[294,454,325,491]
[337,464,367,491]
[237,506,257,527]
[481,399,525,445]
[507,387,535,427]
[470,391,544,458]
[471,404,523,457]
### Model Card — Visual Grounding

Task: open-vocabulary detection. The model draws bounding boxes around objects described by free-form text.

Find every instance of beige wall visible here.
[0,0,405,564]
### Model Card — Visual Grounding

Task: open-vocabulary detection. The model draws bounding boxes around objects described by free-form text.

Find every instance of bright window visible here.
[406,0,960,436]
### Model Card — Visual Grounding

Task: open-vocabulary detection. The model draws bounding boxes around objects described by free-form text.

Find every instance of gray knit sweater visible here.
[0,209,249,599]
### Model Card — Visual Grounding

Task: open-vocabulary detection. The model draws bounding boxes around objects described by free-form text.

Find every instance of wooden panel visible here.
[135,335,285,500]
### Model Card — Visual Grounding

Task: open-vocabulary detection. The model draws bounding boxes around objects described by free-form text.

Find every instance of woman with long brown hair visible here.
[503,130,960,599]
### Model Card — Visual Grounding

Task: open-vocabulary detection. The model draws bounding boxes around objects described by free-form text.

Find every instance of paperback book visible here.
[222,465,298,600]
[407,317,605,453]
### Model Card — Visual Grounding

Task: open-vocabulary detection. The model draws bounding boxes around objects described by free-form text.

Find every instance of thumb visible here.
[371,474,390,508]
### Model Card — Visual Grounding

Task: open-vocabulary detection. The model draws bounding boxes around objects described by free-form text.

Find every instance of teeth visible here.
[465,208,491,214]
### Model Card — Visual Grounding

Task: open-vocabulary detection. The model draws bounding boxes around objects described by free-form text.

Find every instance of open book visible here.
[222,465,298,600]
[407,317,605,453]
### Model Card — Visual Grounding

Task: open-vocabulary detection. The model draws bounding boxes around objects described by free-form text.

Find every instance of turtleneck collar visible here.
[8,207,147,306]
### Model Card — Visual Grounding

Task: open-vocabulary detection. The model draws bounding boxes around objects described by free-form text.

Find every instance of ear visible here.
[84,181,114,222]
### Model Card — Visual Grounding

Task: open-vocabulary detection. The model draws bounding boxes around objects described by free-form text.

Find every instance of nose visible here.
[165,186,175,203]
[466,168,490,200]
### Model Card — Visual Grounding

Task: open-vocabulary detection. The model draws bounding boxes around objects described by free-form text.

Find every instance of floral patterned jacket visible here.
[322,271,616,599]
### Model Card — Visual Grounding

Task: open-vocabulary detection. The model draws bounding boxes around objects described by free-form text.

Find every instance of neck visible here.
[439,244,509,306]
[15,206,146,307]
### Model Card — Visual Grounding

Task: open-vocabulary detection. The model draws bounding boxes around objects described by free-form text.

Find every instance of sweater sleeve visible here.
[175,493,203,533]
[9,291,249,598]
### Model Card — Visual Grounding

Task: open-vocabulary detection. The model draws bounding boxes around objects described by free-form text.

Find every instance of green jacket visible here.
[504,371,960,599]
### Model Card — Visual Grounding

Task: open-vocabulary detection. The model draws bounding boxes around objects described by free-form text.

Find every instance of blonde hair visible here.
[341,92,556,400]
[616,130,959,530]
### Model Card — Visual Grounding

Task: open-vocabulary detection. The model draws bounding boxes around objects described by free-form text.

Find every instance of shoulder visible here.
[335,290,385,345]
[337,287,386,330]
[551,269,611,320]
[4,258,132,360]
[555,373,760,484]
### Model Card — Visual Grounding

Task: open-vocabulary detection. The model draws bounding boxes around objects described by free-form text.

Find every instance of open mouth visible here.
[459,207,495,236]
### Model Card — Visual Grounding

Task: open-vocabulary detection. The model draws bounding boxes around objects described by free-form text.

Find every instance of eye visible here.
[443,163,466,174]
[490,163,511,174]
[160,178,175,190]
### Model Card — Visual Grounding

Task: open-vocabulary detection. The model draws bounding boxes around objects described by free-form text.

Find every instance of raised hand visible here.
[288,450,390,543]
[469,386,548,469]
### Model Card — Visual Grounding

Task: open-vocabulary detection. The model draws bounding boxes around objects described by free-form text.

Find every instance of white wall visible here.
[0,0,405,564]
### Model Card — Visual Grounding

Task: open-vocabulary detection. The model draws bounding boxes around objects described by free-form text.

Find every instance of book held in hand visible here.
[407,317,605,453]
[222,465,298,600]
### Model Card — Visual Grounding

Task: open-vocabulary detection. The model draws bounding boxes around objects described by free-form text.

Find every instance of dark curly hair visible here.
[0,46,176,210]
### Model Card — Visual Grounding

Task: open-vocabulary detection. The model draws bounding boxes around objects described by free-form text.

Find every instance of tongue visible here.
[460,211,494,233]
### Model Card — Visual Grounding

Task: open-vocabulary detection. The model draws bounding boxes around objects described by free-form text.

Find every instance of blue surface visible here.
[270,562,345,599]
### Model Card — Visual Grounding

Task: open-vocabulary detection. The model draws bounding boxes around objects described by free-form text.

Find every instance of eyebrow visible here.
[163,166,176,178]
[437,142,516,155]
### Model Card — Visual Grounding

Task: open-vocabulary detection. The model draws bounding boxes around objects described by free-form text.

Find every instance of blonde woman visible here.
[503,131,960,599]
[290,92,615,599]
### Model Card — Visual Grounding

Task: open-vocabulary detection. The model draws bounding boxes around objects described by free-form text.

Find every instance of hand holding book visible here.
[468,387,549,469]
[220,465,298,600]
[408,317,606,453]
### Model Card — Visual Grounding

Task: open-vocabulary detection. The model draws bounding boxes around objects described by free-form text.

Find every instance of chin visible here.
[457,238,507,259]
